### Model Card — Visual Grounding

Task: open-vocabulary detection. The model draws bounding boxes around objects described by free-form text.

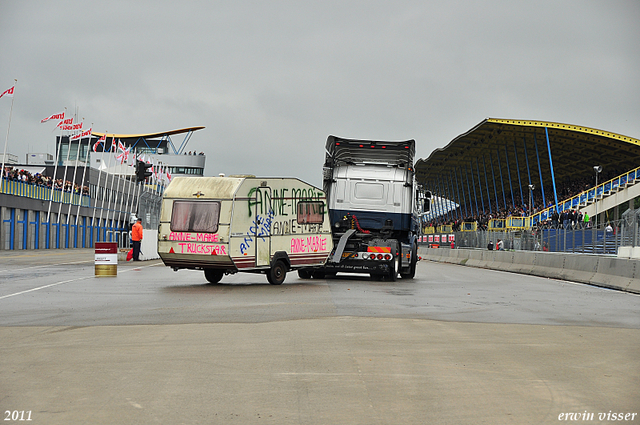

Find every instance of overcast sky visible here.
[1,1,638,187]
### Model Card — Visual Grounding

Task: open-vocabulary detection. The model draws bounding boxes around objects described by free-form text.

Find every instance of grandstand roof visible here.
[415,118,640,192]
[92,126,205,139]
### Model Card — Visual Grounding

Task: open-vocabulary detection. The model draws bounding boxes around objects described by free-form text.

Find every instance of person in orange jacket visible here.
[132,217,143,261]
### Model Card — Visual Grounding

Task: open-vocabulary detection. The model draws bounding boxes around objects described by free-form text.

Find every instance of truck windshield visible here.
[171,201,220,233]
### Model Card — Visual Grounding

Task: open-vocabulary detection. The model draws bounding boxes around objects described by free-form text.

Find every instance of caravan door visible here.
[253,187,272,267]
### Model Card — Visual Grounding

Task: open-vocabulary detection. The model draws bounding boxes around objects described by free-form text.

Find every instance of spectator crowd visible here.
[2,166,89,195]
[425,170,628,231]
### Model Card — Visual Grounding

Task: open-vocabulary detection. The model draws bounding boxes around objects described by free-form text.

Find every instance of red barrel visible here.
[95,242,118,277]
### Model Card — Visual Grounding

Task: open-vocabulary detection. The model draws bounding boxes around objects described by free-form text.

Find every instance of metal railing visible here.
[423,210,640,255]
[425,165,640,230]
[529,166,639,226]
[0,177,91,206]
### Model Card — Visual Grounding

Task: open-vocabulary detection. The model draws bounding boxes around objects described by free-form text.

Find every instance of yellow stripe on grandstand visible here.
[487,118,640,147]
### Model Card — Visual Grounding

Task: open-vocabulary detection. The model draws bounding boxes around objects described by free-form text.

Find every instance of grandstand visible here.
[415,118,640,254]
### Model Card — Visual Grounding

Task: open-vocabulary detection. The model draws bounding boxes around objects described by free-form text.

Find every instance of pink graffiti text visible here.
[177,243,227,255]
[169,232,219,242]
[290,236,328,254]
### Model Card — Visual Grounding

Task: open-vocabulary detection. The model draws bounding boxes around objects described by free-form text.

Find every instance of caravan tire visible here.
[204,268,224,284]
[267,260,287,285]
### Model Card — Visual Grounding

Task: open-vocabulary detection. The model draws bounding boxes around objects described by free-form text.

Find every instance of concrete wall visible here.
[419,246,640,294]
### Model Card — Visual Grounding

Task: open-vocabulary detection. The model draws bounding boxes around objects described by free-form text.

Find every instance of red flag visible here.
[115,139,130,164]
[0,85,14,99]
[70,127,92,141]
[41,111,65,123]
[56,118,73,128]
[93,134,106,152]
[59,121,82,131]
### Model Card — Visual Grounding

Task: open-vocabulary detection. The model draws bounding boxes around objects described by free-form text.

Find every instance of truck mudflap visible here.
[330,229,356,263]
[320,258,394,274]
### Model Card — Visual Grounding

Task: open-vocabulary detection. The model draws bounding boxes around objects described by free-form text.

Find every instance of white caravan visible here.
[158,176,332,284]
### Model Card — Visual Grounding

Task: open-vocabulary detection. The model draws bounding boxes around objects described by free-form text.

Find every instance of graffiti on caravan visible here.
[272,219,322,236]
[240,209,274,255]
[168,232,220,242]
[247,186,323,217]
[176,243,227,255]
[290,236,328,254]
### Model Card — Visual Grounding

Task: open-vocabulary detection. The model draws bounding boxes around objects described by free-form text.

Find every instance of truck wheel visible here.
[267,260,287,285]
[388,256,398,281]
[204,268,224,284]
[400,243,417,279]
[297,269,312,279]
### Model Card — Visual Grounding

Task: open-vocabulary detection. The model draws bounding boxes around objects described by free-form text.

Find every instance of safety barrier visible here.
[1,205,130,250]
[460,222,477,231]
[488,219,506,230]
[418,246,640,294]
[0,179,91,206]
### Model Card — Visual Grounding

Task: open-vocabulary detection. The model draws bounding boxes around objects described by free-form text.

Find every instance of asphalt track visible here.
[0,249,638,424]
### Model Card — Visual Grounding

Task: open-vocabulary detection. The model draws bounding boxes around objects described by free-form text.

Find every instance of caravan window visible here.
[171,201,220,233]
[297,201,324,224]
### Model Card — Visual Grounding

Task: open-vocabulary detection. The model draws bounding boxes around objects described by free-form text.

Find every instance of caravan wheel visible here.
[204,268,224,284]
[267,260,287,285]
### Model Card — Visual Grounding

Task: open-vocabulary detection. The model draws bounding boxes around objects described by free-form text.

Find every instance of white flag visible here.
[0,85,14,99]
[41,111,65,123]
[70,128,92,141]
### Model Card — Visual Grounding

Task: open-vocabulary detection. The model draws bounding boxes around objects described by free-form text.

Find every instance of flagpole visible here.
[90,134,105,240]
[117,144,132,232]
[57,124,75,224]
[105,138,120,241]
[67,119,85,225]
[111,138,125,241]
[0,79,17,194]
[124,152,136,225]
[47,107,66,222]
[98,136,114,238]
[135,150,143,216]
[75,127,93,227]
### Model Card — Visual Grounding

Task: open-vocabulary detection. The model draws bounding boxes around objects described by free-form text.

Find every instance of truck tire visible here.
[267,260,287,285]
[204,268,224,284]
[297,269,312,279]
[400,243,417,279]
[388,256,399,281]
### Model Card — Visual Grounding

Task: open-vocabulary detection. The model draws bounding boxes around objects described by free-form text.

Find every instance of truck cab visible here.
[304,136,421,280]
